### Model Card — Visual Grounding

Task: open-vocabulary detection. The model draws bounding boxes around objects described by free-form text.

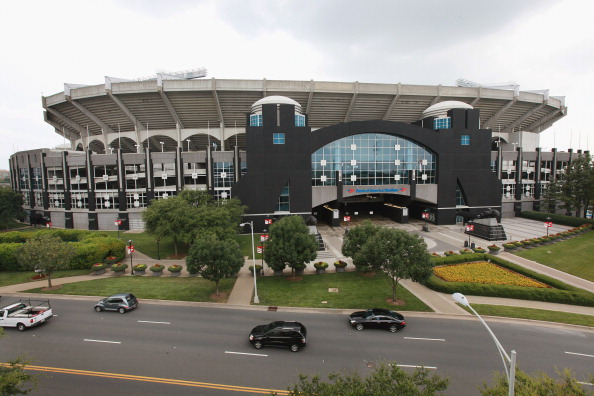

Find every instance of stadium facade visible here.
[8,76,584,232]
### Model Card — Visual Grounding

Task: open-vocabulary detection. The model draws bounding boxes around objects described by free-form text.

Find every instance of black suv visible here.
[248,321,307,352]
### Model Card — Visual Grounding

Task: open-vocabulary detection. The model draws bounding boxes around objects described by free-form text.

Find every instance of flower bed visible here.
[443,251,457,256]
[133,264,147,271]
[150,264,165,272]
[111,263,128,272]
[92,263,108,271]
[168,264,183,273]
[434,261,551,288]
[313,262,329,269]
[459,248,473,254]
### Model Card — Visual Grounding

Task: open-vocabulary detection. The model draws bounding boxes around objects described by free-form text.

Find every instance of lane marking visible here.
[84,339,121,344]
[225,351,268,357]
[0,363,289,394]
[393,364,437,370]
[565,351,594,359]
[404,337,445,342]
[138,320,171,325]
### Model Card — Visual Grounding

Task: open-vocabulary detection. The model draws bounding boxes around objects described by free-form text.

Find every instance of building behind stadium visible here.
[9,70,586,233]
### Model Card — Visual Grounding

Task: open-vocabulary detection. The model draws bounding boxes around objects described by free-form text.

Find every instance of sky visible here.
[1,0,593,169]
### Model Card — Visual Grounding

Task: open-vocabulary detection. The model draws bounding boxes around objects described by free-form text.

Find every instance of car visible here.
[349,308,406,332]
[94,293,138,314]
[248,321,307,352]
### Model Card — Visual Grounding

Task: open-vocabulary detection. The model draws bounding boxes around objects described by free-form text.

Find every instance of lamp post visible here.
[422,208,430,232]
[240,221,259,304]
[159,141,164,152]
[261,228,267,274]
[466,221,474,248]
[127,240,133,275]
[545,217,552,237]
[452,293,516,395]
[186,139,191,151]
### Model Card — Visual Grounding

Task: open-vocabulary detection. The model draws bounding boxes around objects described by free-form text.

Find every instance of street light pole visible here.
[240,221,259,304]
[546,216,551,237]
[452,293,516,396]
[127,240,133,275]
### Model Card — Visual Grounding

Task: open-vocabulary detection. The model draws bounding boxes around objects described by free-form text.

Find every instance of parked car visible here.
[349,308,406,332]
[248,321,307,352]
[94,293,138,314]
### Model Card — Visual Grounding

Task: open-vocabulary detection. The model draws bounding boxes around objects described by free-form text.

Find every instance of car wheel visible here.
[389,325,398,333]
[290,344,300,352]
[17,323,26,331]
[253,341,263,349]
[94,306,102,312]
[355,323,364,331]
[118,307,126,314]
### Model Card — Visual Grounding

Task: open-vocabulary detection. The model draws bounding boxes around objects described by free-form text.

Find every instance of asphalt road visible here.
[1,298,593,395]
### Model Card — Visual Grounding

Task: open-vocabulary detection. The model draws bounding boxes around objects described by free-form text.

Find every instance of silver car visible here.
[94,293,138,314]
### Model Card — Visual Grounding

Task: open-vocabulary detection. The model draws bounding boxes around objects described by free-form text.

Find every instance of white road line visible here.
[225,351,268,357]
[84,339,121,344]
[404,337,446,342]
[138,320,171,325]
[394,364,437,370]
[565,351,594,358]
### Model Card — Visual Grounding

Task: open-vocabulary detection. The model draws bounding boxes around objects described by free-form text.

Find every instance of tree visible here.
[143,196,195,256]
[480,368,594,395]
[263,216,318,274]
[357,228,432,301]
[541,178,562,213]
[556,153,594,217]
[0,329,37,395]
[280,362,448,396]
[0,187,24,230]
[185,233,244,296]
[17,233,76,287]
[341,220,381,271]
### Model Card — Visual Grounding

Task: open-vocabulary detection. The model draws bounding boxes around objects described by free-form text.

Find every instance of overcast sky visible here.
[1,0,593,169]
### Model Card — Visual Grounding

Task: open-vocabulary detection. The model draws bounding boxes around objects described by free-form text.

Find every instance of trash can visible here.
[464,240,468,248]
[470,242,476,249]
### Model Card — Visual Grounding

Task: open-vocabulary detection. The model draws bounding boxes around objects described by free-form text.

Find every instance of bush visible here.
[133,264,147,271]
[520,211,594,228]
[459,248,473,254]
[472,247,486,253]
[168,264,183,273]
[333,260,348,268]
[70,242,110,270]
[150,264,165,272]
[487,244,501,251]
[313,261,329,269]
[0,231,27,244]
[248,264,263,272]
[111,263,128,271]
[444,251,457,256]
[0,243,21,271]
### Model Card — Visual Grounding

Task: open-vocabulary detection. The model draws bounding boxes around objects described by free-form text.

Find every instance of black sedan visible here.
[349,308,406,332]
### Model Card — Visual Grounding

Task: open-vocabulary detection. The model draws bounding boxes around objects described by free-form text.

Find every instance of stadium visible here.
[8,70,583,234]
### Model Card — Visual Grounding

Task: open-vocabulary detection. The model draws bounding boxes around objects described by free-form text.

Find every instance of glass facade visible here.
[433,117,451,130]
[312,133,436,186]
[295,114,305,127]
[250,114,262,127]
[277,183,290,212]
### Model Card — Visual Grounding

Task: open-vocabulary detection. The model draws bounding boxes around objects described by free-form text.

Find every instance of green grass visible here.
[255,271,432,312]
[470,304,594,327]
[0,270,90,287]
[23,276,236,303]
[513,231,594,282]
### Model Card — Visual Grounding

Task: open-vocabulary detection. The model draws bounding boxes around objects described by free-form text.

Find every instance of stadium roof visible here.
[42,77,566,151]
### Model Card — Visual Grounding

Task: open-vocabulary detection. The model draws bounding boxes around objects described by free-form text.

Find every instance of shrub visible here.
[444,251,457,256]
[459,248,473,254]
[313,261,329,269]
[70,242,110,270]
[168,264,183,273]
[502,243,515,249]
[0,243,21,271]
[91,263,108,271]
[520,211,594,228]
[472,247,486,253]
[0,231,26,244]
[133,264,147,271]
[248,264,263,271]
[333,260,348,268]
[487,244,501,251]
[111,263,128,271]
[150,264,165,272]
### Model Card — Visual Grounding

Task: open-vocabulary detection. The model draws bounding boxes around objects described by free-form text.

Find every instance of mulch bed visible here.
[386,297,406,306]
[40,285,63,292]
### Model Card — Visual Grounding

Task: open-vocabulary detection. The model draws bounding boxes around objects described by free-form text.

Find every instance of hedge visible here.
[425,254,594,307]
[0,232,27,244]
[0,243,22,271]
[520,211,594,228]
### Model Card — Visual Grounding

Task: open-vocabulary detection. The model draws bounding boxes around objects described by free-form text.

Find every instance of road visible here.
[1,298,593,395]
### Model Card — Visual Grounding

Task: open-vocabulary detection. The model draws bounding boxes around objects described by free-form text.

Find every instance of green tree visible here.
[17,233,76,287]
[263,216,318,274]
[541,178,562,213]
[341,220,381,272]
[143,196,195,256]
[279,362,448,396]
[0,187,24,230]
[358,228,432,301]
[557,153,594,217]
[0,329,37,395]
[185,233,244,296]
[480,368,594,395]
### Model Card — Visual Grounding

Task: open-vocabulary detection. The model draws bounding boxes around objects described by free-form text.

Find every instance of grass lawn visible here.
[255,271,432,312]
[0,270,90,287]
[470,304,594,328]
[513,231,594,282]
[23,276,236,303]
